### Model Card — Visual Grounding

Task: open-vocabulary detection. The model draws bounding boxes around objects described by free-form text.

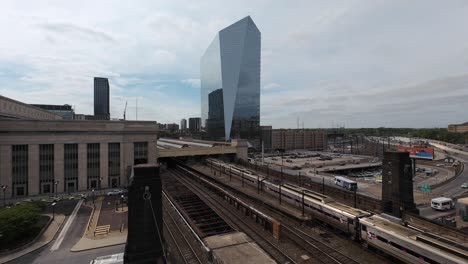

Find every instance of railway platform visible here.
[191,164,311,222]
[204,232,275,264]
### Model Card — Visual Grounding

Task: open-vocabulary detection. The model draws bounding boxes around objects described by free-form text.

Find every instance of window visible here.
[12,145,28,196]
[377,236,388,243]
[134,142,148,165]
[361,225,367,231]
[39,144,54,193]
[87,143,100,189]
[64,144,78,189]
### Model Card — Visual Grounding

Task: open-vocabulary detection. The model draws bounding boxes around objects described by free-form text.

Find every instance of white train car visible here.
[360,215,468,264]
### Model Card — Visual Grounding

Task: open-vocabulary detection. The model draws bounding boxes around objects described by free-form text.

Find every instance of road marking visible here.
[50,199,83,251]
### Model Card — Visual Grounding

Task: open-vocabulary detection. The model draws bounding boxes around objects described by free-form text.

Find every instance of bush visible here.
[0,201,46,250]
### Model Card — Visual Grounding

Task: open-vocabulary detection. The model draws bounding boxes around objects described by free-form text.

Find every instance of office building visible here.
[261,126,327,151]
[0,120,158,198]
[0,95,63,120]
[31,104,75,120]
[206,89,225,139]
[94,77,110,120]
[189,117,201,132]
[165,123,179,131]
[180,119,187,131]
[448,122,468,133]
[201,16,261,141]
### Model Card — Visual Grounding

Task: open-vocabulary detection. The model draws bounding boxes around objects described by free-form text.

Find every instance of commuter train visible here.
[203,159,468,264]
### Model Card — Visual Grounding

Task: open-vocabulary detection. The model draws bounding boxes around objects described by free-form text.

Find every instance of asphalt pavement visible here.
[433,153,468,197]
[9,199,124,264]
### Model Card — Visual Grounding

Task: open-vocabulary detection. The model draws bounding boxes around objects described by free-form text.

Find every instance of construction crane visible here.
[123,101,128,120]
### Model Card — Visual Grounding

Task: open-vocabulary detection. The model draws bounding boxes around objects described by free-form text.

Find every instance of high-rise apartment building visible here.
[94,77,110,120]
[189,117,201,132]
[201,16,261,141]
[180,119,187,131]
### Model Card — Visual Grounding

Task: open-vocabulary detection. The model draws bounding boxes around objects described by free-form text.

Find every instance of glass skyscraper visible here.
[94,77,110,120]
[201,16,261,141]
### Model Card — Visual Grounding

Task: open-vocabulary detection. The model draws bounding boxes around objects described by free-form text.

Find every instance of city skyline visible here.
[1,1,468,128]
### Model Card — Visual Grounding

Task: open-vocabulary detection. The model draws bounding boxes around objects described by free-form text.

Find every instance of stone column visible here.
[54,144,64,193]
[148,140,157,164]
[100,143,109,189]
[0,145,12,198]
[28,144,40,196]
[121,141,134,187]
[78,143,87,191]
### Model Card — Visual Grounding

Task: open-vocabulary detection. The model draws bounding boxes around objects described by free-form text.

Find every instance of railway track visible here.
[282,225,360,264]
[184,162,367,264]
[163,199,203,264]
[169,167,299,264]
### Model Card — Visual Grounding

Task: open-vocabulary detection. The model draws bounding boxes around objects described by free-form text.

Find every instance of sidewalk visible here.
[71,196,127,252]
[71,232,127,252]
[0,214,66,264]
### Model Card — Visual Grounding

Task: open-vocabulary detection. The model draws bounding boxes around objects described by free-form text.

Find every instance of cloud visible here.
[0,1,467,128]
[181,78,201,88]
[41,22,116,43]
[262,82,280,91]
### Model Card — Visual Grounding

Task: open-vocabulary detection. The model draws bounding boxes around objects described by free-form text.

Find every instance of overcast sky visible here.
[1,0,468,128]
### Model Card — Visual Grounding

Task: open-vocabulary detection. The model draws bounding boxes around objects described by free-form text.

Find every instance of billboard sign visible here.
[396,146,434,160]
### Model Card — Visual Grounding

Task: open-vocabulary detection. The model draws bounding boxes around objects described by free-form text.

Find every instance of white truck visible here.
[431,197,454,211]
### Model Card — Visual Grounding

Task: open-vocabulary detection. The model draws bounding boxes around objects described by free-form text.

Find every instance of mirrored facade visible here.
[201,16,261,141]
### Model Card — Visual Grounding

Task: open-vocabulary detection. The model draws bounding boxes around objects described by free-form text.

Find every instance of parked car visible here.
[107,189,124,196]
[461,183,468,188]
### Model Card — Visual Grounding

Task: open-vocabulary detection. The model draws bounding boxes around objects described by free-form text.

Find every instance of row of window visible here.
[362,226,438,264]
[9,142,148,196]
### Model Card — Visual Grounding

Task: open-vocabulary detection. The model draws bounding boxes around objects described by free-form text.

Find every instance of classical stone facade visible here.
[0,95,63,120]
[0,120,158,198]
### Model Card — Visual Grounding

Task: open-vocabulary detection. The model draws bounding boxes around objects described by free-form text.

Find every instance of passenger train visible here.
[203,158,468,264]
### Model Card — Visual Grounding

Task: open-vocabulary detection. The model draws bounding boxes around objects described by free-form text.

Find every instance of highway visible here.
[10,201,124,264]
[433,152,468,197]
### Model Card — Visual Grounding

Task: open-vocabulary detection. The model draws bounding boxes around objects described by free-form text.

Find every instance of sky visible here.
[1,0,468,128]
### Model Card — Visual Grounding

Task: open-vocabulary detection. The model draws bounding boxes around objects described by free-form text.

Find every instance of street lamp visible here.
[52,202,56,221]
[54,181,59,198]
[121,194,124,211]
[1,185,7,207]
[92,189,95,206]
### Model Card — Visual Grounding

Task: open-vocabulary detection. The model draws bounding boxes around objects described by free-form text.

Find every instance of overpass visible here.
[156,138,248,160]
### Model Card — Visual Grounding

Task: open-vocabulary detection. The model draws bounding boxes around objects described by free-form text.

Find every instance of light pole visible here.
[99,177,103,193]
[52,202,56,221]
[54,181,59,198]
[121,194,124,211]
[92,189,95,207]
[1,185,7,207]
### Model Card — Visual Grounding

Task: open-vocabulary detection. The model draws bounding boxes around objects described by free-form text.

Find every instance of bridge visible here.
[156,138,248,160]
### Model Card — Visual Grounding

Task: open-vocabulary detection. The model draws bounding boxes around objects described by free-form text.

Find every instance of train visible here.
[203,158,468,264]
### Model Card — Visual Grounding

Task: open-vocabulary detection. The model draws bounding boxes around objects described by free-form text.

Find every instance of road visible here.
[10,200,124,264]
[432,152,468,198]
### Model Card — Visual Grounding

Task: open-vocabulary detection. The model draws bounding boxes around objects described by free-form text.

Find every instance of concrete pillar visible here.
[121,141,134,187]
[54,144,64,193]
[100,143,109,189]
[28,144,39,196]
[78,143,87,191]
[0,145,12,198]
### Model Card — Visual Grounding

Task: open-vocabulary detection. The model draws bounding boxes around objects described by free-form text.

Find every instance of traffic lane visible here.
[433,165,468,197]
[10,205,93,264]
[418,205,455,220]
[11,244,124,264]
